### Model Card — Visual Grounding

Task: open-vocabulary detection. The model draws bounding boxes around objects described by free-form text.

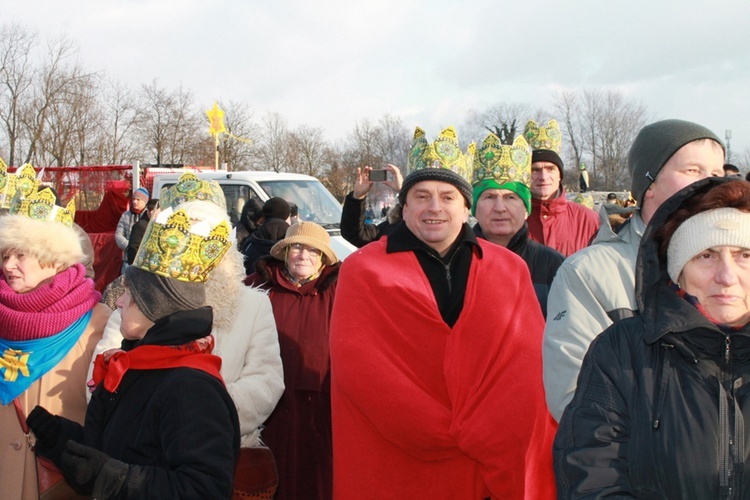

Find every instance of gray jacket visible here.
[543,214,645,421]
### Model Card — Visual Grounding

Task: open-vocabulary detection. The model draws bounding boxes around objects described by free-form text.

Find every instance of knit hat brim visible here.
[471,179,531,216]
[398,169,473,208]
[125,266,205,323]
[628,119,724,206]
[531,150,564,180]
[666,207,750,283]
[133,187,150,202]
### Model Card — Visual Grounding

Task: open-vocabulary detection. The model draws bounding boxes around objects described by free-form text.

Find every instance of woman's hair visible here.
[653,180,750,261]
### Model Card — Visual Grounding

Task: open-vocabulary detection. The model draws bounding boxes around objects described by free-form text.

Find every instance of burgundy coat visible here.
[244,258,340,500]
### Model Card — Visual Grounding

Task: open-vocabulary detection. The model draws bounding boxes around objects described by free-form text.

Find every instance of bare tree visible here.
[40,70,100,166]
[217,100,257,171]
[472,102,532,145]
[376,114,410,167]
[251,112,289,172]
[133,82,204,166]
[553,88,648,191]
[19,35,94,165]
[97,79,139,164]
[0,23,36,166]
[286,125,331,178]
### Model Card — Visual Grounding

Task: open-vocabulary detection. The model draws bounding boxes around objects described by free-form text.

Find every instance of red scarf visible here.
[92,335,224,392]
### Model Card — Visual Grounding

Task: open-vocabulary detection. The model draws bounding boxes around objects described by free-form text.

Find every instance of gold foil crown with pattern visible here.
[132,207,232,283]
[1,163,39,210]
[159,172,227,210]
[523,119,562,153]
[407,126,475,182]
[10,187,75,226]
[472,134,532,186]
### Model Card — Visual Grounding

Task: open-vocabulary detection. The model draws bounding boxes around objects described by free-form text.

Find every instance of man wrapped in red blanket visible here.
[330,127,556,500]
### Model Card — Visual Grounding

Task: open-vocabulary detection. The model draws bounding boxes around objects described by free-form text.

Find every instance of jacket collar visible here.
[387,221,482,261]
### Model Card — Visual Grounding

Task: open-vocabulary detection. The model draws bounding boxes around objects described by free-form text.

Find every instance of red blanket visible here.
[330,238,556,499]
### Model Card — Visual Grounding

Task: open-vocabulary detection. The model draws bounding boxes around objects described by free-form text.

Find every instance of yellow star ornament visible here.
[206,102,226,138]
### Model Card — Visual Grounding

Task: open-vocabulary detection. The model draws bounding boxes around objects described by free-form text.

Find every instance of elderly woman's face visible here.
[285,243,323,280]
[115,288,154,340]
[1,249,59,294]
[679,246,750,327]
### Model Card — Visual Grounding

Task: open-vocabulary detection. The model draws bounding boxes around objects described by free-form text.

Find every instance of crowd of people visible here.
[2,116,750,499]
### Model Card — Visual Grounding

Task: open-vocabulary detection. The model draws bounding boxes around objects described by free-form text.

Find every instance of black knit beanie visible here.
[398,169,473,208]
[262,197,291,220]
[628,119,724,206]
[531,150,565,180]
[125,266,205,323]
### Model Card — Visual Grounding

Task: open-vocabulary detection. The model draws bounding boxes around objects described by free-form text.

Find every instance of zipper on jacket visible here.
[719,334,744,499]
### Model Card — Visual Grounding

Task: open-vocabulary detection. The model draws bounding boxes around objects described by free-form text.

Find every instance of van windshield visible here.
[258,180,342,226]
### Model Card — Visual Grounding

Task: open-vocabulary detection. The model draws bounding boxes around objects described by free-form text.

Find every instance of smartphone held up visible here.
[368,169,388,182]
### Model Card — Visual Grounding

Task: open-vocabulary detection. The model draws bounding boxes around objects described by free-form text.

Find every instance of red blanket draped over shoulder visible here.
[330,238,556,499]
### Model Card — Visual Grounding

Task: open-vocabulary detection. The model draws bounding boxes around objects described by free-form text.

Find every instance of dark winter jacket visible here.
[47,307,240,499]
[474,222,564,317]
[340,192,399,248]
[125,211,150,264]
[241,218,290,274]
[244,258,340,500]
[554,177,750,499]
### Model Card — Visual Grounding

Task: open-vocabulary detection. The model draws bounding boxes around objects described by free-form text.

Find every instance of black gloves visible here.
[60,440,112,495]
[26,405,62,450]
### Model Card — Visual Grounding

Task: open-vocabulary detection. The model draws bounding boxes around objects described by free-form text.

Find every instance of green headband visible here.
[471,179,531,216]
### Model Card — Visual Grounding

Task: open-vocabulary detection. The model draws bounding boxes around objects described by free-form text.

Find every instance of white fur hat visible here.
[0,215,84,269]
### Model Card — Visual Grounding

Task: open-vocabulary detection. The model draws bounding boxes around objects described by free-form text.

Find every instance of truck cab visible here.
[151,171,357,260]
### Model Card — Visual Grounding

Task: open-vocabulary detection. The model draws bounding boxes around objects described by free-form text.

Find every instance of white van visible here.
[151,171,357,260]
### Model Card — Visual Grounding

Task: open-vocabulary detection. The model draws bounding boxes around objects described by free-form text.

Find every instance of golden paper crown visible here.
[132,208,232,283]
[407,126,475,182]
[472,134,532,186]
[0,158,12,209]
[1,163,39,210]
[574,192,595,209]
[14,163,40,198]
[159,172,227,210]
[9,187,75,226]
[523,119,562,153]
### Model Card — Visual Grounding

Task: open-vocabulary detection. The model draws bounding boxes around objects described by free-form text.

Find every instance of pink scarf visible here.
[0,264,101,341]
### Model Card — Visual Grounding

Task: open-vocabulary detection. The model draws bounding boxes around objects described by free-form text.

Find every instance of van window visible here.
[258,180,342,226]
[158,182,264,228]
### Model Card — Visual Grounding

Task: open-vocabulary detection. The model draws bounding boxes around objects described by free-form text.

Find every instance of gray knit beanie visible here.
[398,168,473,208]
[124,266,205,322]
[628,119,724,206]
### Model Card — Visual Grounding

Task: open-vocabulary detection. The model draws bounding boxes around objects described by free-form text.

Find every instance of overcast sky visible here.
[6,0,750,161]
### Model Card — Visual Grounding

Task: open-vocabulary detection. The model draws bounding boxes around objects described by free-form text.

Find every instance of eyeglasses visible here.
[288,243,322,258]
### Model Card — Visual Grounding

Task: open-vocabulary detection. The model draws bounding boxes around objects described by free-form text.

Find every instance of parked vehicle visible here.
[151,171,357,260]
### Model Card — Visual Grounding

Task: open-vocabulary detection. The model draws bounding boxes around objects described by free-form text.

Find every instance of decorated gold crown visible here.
[9,187,76,226]
[0,158,12,209]
[523,119,562,153]
[574,192,594,210]
[1,163,39,210]
[159,172,227,210]
[132,207,232,283]
[407,126,475,182]
[473,134,532,186]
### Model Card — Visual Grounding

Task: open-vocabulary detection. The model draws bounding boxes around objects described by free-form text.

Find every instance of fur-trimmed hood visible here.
[0,215,83,269]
